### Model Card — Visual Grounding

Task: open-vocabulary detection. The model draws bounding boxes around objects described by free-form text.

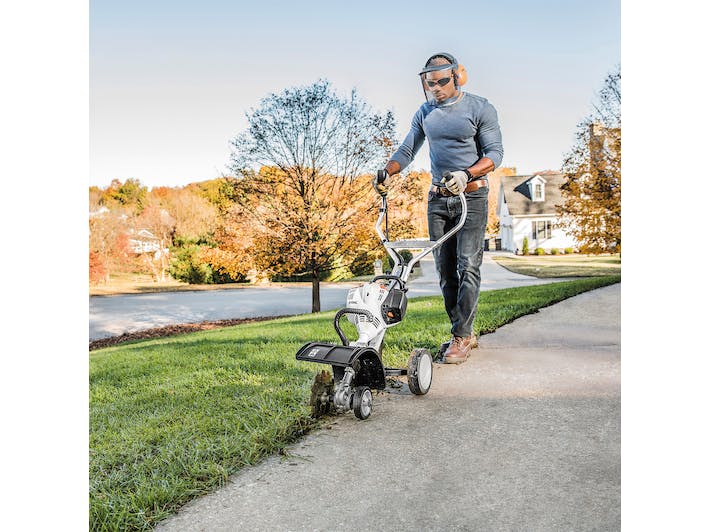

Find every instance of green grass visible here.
[492,253,621,278]
[90,275,620,531]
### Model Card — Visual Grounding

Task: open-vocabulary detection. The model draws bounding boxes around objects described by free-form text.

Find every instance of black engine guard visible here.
[295,342,386,390]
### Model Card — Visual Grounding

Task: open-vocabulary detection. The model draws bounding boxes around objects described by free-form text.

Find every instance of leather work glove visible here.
[372,169,390,196]
[442,170,468,195]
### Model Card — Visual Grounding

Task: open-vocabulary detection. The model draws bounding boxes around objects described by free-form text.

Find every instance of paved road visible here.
[156,283,620,531]
[89,254,566,340]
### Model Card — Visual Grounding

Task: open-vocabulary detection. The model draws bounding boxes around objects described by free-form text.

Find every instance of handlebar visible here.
[334,308,375,346]
[371,275,406,289]
[375,183,467,284]
[375,169,388,184]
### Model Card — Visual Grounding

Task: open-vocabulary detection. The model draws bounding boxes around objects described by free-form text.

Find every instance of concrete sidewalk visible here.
[157,284,620,532]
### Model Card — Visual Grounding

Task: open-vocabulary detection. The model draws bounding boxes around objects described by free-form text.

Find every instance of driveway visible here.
[90,254,566,340]
[156,283,620,531]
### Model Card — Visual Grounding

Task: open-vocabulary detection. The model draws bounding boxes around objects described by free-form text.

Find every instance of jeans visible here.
[427,187,489,338]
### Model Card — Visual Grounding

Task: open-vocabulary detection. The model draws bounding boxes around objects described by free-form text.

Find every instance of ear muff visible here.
[420,52,467,88]
[456,64,468,87]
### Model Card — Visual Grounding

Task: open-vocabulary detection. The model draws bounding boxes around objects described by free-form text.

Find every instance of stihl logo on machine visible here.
[307,348,320,358]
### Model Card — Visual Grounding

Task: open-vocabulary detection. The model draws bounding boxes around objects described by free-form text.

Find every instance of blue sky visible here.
[90,0,620,188]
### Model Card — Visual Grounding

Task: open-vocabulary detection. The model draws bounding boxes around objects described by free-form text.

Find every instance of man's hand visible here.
[442,170,468,195]
[373,169,390,196]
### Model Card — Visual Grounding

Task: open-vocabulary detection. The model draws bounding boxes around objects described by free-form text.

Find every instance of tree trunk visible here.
[311,269,321,313]
[159,240,168,282]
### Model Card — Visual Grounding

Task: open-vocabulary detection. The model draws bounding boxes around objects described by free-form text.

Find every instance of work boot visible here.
[443,333,478,351]
[443,335,474,364]
[468,334,479,349]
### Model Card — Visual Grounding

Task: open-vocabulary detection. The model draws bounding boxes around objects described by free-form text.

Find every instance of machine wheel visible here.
[407,348,433,395]
[309,370,334,418]
[352,386,373,420]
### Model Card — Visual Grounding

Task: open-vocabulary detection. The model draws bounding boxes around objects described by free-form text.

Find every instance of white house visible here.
[89,206,110,218]
[497,173,577,253]
[128,228,162,254]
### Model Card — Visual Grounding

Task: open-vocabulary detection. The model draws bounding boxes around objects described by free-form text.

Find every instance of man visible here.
[375,52,503,364]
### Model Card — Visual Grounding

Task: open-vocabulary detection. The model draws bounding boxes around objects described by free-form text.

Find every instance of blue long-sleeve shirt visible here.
[390,92,504,185]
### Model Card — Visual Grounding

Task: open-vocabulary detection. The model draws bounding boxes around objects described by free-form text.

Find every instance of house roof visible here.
[128,228,160,241]
[500,173,566,216]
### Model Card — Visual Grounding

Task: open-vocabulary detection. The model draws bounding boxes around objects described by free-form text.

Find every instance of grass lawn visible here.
[90,275,620,531]
[492,253,621,278]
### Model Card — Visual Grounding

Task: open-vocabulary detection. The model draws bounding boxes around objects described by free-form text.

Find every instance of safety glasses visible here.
[424,77,452,88]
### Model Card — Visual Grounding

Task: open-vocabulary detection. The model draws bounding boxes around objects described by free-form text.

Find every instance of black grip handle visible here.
[372,275,405,289]
[376,169,389,184]
[334,308,374,346]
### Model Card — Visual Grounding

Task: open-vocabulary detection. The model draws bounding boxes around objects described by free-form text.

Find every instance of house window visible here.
[532,220,552,240]
[528,176,547,202]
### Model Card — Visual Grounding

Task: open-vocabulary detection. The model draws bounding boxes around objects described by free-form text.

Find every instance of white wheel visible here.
[407,349,433,395]
[352,386,373,420]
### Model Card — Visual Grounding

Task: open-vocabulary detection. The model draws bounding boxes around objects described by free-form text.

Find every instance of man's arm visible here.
[464,157,495,179]
[387,109,426,175]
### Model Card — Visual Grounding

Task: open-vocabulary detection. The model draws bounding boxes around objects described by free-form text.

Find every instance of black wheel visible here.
[352,386,373,420]
[309,370,333,418]
[407,348,433,395]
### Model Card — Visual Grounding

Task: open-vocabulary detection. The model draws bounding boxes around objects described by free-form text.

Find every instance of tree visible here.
[89,210,132,282]
[227,80,398,312]
[398,170,433,237]
[133,205,176,282]
[486,166,517,236]
[89,186,103,212]
[89,250,107,285]
[100,178,148,214]
[557,67,621,253]
[190,177,240,215]
[155,187,218,243]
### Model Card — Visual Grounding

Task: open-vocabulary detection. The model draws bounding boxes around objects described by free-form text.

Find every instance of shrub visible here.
[210,268,246,284]
[550,248,559,255]
[349,251,377,277]
[534,247,545,255]
[169,244,214,284]
[564,247,575,254]
[171,238,246,284]
[522,237,529,255]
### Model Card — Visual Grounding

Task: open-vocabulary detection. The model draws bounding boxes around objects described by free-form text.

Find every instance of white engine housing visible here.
[346,282,390,348]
